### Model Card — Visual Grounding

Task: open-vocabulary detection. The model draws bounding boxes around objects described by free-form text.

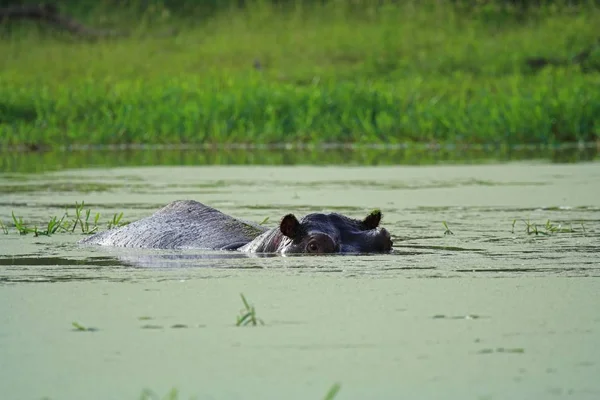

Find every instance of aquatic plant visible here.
[323,383,341,400]
[442,221,454,235]
[544,219,576,234]
[4,202,128,236]
[236,293,264,326]
[519,219,584,236]
[12,211,34,235]
[45,215,67,235]
[108,212,125,230]
[71,322,97,332]
[71,201,99,234]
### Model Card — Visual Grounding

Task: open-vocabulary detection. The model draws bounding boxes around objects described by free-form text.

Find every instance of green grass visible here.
[71,321,98,332]
[442,221,454,235]
[515,219,586,236]
[323,383,341,400]
[2,201,128,236]
[236,293,264,326]
[0,219,9,234]
[1,1,600,148]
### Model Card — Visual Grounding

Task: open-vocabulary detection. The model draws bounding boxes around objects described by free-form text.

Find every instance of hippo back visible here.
[79,200,267,250]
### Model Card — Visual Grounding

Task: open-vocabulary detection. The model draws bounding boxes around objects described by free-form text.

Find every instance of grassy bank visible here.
[1,1,600,149]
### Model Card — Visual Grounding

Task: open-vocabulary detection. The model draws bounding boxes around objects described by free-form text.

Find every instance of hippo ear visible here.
[362,210,382,230]
[280,214,301,239]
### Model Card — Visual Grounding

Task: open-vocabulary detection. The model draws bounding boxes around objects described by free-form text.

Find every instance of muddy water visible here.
[1,163,599,400]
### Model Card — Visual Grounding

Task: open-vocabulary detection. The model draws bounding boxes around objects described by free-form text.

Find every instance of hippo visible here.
[79,200,393,255]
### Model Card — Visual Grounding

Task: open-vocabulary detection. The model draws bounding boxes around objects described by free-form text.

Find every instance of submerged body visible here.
[80,200,393,255]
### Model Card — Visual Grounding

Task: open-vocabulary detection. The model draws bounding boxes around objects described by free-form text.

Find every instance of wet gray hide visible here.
[78,200,266,250]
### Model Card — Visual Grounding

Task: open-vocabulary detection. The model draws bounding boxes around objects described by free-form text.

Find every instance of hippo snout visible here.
[375,228,394,252]
[379,228,393,252]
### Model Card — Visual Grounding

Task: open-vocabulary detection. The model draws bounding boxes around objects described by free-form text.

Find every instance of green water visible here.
[1,160,599,399]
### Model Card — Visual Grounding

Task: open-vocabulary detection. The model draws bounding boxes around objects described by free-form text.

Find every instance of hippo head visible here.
[277,210,393,255]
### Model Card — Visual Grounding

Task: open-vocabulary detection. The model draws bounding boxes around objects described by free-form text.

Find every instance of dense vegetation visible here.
[1,0,599,149]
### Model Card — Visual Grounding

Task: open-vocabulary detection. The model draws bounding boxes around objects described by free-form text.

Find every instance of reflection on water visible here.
[0,256,122,267]
[1,145,599,173]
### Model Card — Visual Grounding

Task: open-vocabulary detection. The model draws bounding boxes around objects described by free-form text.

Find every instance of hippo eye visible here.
[307,242,319,253]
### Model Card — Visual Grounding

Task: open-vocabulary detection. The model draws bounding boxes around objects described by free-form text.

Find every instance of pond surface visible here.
[1,162,599,399]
